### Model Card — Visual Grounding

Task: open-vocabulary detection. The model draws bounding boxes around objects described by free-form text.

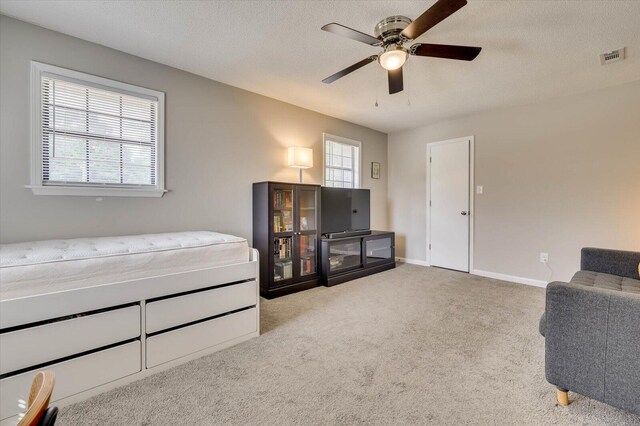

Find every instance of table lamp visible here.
[287,147,313,183]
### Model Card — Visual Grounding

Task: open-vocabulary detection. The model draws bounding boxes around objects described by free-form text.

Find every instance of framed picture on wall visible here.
[371,162,381,179]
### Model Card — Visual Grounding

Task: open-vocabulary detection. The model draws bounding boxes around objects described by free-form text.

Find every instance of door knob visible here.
[461,211,468,216]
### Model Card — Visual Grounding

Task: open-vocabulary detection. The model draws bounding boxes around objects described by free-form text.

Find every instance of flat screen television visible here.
[321,187,370,236]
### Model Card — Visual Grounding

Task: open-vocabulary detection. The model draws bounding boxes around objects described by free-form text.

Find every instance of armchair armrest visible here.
[544,281,640,414]
[581,247,640,279]
[544,281,610,398]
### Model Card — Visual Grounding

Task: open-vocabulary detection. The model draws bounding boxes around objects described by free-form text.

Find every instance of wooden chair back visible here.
[17,370,56,426]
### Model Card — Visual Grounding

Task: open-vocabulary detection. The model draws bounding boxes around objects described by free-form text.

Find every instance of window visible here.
[29,62,165,197]
[323,133,361,188]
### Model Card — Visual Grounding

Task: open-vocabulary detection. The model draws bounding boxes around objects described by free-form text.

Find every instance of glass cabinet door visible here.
[298,188,317,232]
[328,241,362,273]
[295,187,319,279]
[365,237,393,265]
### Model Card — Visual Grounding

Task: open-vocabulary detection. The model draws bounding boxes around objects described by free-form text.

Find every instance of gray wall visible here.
[0,15,388,244]
[389,79,640,282]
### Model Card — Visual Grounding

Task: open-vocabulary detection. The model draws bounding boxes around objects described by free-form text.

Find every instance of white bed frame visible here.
[0,249,260,425]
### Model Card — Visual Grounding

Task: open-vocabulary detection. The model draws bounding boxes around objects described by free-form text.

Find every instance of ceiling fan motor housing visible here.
[374,16,412,45]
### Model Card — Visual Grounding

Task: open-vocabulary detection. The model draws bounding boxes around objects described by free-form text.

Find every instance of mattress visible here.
[0,231,249,301]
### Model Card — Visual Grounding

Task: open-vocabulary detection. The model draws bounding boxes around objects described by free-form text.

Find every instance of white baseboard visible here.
[471,269,547,288]
[396,257,430,267]
[394,259,548,289]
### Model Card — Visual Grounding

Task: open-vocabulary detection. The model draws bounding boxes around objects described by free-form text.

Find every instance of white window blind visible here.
[41,75,158,187]
[30,61,165,197]
[323,135,361,188]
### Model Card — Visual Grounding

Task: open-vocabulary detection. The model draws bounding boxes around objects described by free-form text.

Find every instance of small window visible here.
[29,62,166,197]
[323,133,361,188]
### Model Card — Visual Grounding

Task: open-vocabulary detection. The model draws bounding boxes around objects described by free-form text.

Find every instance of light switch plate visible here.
[476,185,483,194]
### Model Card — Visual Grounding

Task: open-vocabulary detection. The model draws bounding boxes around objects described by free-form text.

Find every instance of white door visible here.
[429,139,470,272]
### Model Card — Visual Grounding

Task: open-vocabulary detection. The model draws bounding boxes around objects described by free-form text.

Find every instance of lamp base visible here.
[298,168,303,183]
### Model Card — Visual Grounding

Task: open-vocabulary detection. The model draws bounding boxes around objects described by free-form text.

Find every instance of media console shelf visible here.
[321,231,395,287]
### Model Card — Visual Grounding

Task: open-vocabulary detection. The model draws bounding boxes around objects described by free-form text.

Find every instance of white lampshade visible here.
[287,147,313,169]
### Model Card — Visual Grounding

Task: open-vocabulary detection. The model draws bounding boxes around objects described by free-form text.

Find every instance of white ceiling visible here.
[2,1,640,133]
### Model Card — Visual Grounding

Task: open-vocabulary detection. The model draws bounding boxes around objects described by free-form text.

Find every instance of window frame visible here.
[28,61,166,197]
[322,133,362,189]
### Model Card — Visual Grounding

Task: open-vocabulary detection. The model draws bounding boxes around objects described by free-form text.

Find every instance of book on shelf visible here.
[299,235,315,257]
[300,235,306,256]
[273,212,293,233]
[273,190,293,210]
[274,237,291,259]
[301,258,314,275]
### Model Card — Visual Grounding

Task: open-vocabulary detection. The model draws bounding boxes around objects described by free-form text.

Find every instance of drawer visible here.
[145,280,256,334]
[146,307,257,368]
[0,341,140,421]
[0,305,140,375]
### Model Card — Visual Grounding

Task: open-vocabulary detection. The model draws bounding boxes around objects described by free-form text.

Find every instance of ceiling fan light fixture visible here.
[379,45,408,71]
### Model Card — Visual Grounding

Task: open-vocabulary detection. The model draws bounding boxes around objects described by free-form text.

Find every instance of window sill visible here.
[26,185,168,198]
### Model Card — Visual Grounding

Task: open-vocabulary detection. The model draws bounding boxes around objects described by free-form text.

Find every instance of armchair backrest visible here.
[581,247,640,280]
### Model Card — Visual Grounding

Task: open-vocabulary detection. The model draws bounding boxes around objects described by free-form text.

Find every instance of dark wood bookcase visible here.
[252,182,321,299]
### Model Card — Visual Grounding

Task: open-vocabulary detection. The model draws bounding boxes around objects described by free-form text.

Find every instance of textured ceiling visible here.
[1,1,639,133]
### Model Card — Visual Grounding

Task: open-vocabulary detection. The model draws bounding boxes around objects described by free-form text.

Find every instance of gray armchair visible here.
[539,248,640,415]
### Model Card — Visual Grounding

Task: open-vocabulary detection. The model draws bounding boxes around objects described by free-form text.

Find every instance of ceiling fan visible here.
[321,0,481,95]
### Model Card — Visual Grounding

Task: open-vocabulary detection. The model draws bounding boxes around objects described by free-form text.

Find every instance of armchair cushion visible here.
[570,270,640,293]
[539,270,640,337]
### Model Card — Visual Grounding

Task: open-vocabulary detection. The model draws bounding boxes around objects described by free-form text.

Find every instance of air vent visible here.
[600,47,626,65]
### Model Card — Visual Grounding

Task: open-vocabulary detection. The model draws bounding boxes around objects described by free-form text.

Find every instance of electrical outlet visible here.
[476,185,483,194]
[540,252,549,263]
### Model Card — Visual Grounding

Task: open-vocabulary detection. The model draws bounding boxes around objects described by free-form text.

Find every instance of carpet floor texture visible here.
[59,264,640,425]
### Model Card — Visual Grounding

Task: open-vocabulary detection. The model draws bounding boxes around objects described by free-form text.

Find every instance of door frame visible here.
[426,136,475,271]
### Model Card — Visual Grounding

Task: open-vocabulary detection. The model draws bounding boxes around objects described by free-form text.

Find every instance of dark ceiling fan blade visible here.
[322,56,378,84]
[410,43,481,61]
[321,23,382,46]
[401,0,468,41]
[388,68,404,94]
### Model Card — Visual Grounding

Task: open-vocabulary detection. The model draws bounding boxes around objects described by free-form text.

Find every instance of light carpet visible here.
[59,264,640,425]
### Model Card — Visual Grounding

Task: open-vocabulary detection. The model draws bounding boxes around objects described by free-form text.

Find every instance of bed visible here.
[0,231,259,425]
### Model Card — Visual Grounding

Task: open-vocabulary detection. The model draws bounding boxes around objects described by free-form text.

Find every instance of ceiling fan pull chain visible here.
[375,64,380,107]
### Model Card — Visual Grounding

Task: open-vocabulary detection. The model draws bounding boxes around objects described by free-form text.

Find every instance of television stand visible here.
[320,231,395,286]
[324,230,371,239]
